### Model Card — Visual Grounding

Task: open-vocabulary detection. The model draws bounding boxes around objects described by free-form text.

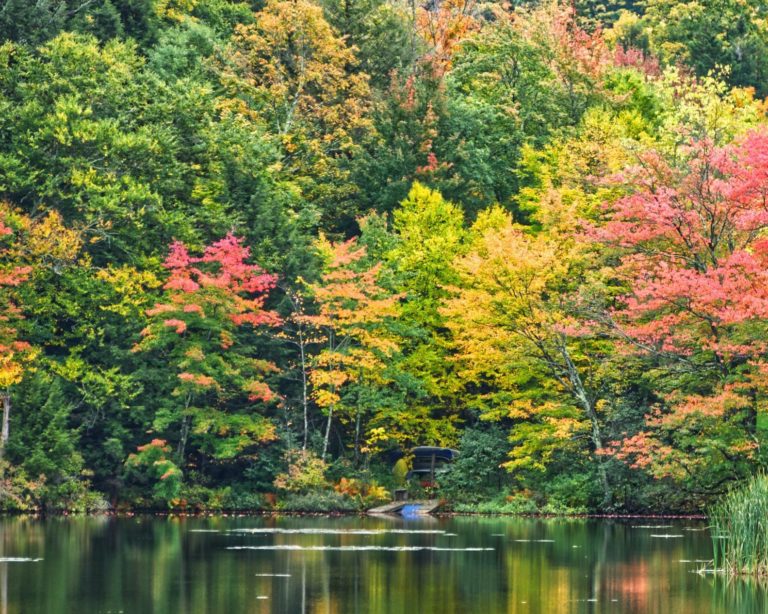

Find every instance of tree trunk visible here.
[0,392,9,465]
[559,344,612,508]
[177,414,191,464]
[354,405,362,466]
[322,405,333,461]
[299,329,309,450]
[176,393,192,464]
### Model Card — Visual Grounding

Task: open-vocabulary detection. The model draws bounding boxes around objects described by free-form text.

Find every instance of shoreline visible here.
[1,510,709,520]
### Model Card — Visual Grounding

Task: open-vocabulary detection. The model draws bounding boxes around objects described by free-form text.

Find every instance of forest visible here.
[1,0,768,515]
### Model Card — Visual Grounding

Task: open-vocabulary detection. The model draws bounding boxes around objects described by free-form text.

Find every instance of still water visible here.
[0,514,764,613]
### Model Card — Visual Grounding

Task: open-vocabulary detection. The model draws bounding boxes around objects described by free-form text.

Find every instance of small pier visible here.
[367,499,443,516]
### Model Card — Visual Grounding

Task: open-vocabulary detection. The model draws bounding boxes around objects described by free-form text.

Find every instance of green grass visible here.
[710,474,768,576]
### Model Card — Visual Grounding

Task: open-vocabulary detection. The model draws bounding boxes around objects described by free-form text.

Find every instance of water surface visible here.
[0,514,764,613]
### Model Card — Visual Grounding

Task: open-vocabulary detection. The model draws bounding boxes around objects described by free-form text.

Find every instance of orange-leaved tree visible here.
[300,236,400,461]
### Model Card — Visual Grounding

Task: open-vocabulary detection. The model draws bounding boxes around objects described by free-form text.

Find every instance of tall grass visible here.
[710,474,768,576]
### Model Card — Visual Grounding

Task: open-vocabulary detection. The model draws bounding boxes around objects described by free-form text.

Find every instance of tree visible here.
[0,207,33,464]
[378,183,467,447]
[301,236,399,461]
[0,0,159,46]
[356,2,613,219]
[135,234,281,467]
[0,33,293,265]
[599,130,768,494]
[0,206,83,467]
[222,0,372,231]
[640,0,768,98]
[320,0,417,89]
[444,206,615,506]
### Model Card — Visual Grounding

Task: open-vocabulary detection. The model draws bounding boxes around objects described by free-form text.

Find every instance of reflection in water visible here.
[0,515,764,613]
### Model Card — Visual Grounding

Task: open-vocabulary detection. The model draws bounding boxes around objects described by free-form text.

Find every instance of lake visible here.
[0,514,764,613]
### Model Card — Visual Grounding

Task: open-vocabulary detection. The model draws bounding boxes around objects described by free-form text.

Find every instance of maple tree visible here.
[301,235,399,461]
[0,208,33,464]
[599,130,768,493]
[135,234,281,466]
[415,0,480,78]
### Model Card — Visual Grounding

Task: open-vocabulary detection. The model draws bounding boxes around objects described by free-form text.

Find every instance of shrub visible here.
[277,490,358,512]
[452,493,539,515]
[334,477,389,507]
[274,449,328,493]
[439,425,510,501]
[124,439,182,506]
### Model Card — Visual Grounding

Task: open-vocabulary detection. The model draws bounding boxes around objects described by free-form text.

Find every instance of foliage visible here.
[639,0,768,97]
[276,489,359,512]
[452,494,540,515]
[301,235,400,461]
[274,448,329,493]
[334,476,389,506]
[135,234,281,465]
[124,438,183,505]
[439,425,510,500]
[599,131,768,496]
[222,0,372,231]
[0,0,765,515]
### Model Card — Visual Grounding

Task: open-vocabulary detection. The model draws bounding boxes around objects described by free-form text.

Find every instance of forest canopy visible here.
[1,0,767,514]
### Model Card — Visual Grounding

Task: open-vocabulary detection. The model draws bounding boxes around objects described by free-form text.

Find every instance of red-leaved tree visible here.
[135,234,281,466]
[599,130,768,492]
[0,209,33,464]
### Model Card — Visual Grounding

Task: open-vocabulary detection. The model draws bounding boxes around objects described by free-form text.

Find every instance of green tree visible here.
[638,0,768,97]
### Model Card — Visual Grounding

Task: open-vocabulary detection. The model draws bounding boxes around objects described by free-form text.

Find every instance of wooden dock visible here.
[367,499,442,515]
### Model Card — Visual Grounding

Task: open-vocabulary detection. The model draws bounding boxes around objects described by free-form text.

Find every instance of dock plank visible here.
[367,499,443,515]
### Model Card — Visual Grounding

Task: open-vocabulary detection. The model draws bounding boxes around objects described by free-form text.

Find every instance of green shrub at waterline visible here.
[710,475,768,576]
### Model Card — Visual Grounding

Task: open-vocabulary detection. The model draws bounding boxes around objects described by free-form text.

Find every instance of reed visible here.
[710,474,768,577]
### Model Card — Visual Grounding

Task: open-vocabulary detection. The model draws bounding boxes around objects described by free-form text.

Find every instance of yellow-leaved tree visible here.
[443,206,614,506]
[301,236,400,461]
[222,0,372,229]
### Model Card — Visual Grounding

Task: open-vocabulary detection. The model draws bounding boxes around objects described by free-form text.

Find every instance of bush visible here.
[274,449,328,493]
[277,490,359,512]
[439,425,510,501]
[540,472,596,514]
[0,461,100,513]
[334,477,389,507]
[452,493,539,515]
[124,439,182,506]
[222,488,267,511]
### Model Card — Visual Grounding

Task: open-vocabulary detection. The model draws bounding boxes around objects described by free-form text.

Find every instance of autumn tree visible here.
[599,130,768,494]
[0,207,33,464]
[302,236,399,461]
[223,0,372,231]
[638,0,768,97]
[378,183,467,447]
[444,206,615,507]
[135,234,282,468]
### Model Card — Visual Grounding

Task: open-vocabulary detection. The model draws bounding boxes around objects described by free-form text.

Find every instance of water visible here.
[0,515,764,613]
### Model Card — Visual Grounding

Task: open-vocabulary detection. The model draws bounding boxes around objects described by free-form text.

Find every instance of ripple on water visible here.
[227,545,494,552]
[228,528,446,535]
